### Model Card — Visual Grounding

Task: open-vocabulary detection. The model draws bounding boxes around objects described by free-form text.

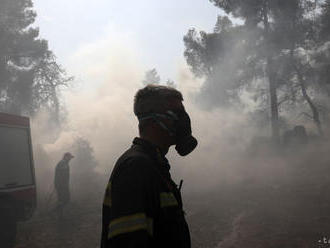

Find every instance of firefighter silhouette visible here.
[54,152,74,219]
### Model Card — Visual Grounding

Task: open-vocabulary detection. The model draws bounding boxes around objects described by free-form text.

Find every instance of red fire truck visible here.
[0,113,36,247]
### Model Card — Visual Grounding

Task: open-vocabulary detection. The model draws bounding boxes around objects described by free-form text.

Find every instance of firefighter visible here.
[54,152,74,219]
[101,85,198,248]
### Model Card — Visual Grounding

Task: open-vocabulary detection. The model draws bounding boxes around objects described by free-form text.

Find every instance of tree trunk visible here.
[263,0,280,143]
[296,68,323,136]
[268,59,280,142]
[51,84,60,127]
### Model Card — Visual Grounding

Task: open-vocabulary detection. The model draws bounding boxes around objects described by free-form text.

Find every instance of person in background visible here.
[54,152,74,219]
[101,85,198,248]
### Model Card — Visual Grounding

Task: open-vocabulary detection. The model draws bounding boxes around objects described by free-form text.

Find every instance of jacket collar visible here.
[132,137,170,171]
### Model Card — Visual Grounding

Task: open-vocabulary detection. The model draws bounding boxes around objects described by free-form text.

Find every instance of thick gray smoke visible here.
[30,30,258,193]
[25,28,330,248]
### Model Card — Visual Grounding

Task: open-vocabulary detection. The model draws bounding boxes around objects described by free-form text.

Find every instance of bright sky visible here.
[33,0,223,81]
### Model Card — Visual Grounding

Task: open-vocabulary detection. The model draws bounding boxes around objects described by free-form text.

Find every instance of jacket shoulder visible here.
[110,147,155,181]
[56,160,68,170]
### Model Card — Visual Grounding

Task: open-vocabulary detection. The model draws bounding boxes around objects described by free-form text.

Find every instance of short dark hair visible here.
[134,84,183,134]
[134,84,183,116]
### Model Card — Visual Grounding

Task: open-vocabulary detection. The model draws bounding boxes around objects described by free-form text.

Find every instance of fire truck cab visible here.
[0,113,36,247]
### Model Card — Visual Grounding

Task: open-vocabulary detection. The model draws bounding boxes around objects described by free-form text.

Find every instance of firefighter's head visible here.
[134,84,197,156]
[63,152,74,161]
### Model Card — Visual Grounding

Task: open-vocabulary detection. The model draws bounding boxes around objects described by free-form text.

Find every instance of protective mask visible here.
[172,110,198,156]
[138,110,198,156]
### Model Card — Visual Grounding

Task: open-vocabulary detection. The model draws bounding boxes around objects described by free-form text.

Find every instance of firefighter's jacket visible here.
[54,159,70,201]
[101,137,191,248]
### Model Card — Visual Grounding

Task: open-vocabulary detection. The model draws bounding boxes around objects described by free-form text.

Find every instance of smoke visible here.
[28,26,330,248]
[30,26,260,192]
[32,30,139,169]
[26,26,280,195]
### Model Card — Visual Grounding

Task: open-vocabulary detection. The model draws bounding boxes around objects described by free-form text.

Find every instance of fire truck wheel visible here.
[0,210,17,248]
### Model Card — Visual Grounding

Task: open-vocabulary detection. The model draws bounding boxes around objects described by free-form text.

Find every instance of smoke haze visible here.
[30,29,262,194]
[21,21,330,248]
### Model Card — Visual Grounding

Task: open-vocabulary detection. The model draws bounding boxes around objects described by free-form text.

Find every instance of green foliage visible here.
[0,0,72,121]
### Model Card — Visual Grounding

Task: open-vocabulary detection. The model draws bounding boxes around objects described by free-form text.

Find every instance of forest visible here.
[1,0,330,248]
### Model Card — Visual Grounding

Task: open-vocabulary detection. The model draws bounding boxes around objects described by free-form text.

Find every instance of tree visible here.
[184,17,263,108]
[270,0,330,136]
[320,0,330,41]
[70,137,100,199]
[214,16,233,33]
[166,79,176,88]
[184,0,328,140]
[142,68,160,85]
[318,0,330,90]
[209,0,305,141]
[0,0,72,123]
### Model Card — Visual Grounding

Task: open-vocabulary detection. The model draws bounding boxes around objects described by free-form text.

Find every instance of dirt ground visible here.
[15,201,103,248]
[15,143,330,248]
[14,192,227,248]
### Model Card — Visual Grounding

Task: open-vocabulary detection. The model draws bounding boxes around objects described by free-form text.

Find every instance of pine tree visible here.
[0,0,72,122]
[142,68,161,85]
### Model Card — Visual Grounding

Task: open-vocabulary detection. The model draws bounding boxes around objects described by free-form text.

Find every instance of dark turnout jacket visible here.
[101,138,191,248]
[54,159,70,202]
